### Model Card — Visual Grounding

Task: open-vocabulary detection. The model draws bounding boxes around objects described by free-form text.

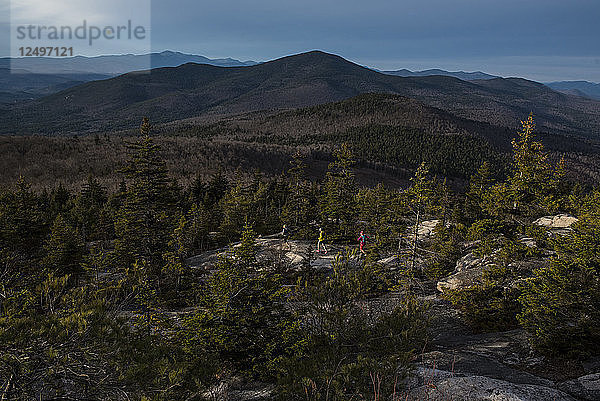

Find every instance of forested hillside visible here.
[2,115,599,400]
[2,94,600,191]
[3,51,600,138]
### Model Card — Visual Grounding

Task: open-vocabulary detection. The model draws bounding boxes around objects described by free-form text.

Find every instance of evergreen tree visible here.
[47,183,72,223]
[279,251,428,399]
[183,202,213,253]
[0,179,45,296]
[161,215,195,301]
[72,175,108,240]
[183,223,302,379]
[424,224,464,280]
[43,214,85,279]
[518,189,600,354]
[187,173,207,205]
[113,118,175,272]
[503,114,562,218]
[204,170,229,208]
[404,162,438,272]
[356,183,400,248]
[219,181,253,242]
[282,152,314,237]
[319,143,357,241]
[235,221,258,269]
[0,177,47,257]
[464,161,495,222]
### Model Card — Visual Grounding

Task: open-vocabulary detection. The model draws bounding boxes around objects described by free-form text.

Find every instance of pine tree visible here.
[0,178,47,293]
[184,202,213,253]
[47,183,72,223]
[356,183,400,248]
[188,173,207,205]
[183,222,301,379]
[478,114,567,222]
[43,214,85,279]
[518,189,600,354]
[404,162,437,272]
[204,170,229,208]
[236,221,258,269]
[0,177,47,256]
[320,143,358,241]
[72,175,107,241]
[282,152,314,237]
[113,118,175,272]
[507,114,555,217]
[464,161,495,221]
[219,181,253,242]
[162,215,194,298]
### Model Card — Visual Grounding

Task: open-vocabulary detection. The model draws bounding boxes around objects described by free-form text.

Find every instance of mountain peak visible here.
[277,50,348,62]
[263,50,370,74]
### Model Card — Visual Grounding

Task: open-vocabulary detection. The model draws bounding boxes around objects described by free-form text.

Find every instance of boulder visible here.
[405,375,576,401]
[418,219,440,239]
[533,214,578,234]
[437,265,492,292]
[560,373,600,401]
[519,237,536,248]
[378,255,399,268]
[284,251,305,265]
[404,365,459,390]
[455,252,487,272]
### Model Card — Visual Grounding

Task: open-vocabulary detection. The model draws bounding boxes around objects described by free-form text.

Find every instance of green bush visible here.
[518,204,600,355]
[443,263,522,332]
[182,224,304,380]
[277,252,429,400]
[424,224,465,280]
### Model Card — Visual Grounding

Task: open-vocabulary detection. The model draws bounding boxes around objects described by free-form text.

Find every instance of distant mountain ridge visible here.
[546,81,600,101]
[383,68,498,81]
[0,51,258,103]
[0,51,258,75]
[2,51,600,140]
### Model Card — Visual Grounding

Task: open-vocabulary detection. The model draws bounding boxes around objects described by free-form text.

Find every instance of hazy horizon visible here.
[3,48,599,84]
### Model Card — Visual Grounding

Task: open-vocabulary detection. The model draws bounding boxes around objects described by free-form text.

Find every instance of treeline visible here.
[1,115,599,399]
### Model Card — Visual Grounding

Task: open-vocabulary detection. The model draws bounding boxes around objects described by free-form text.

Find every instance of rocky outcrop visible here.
[560,373,600,401]
[418,219,440,239]
[184,233,589,401]
[533,214,578,235]
[406,326,575,400]
[419,292,589,401]
[519,237,537,248]
[186,238,343,271]
[405,375,577,401]
[377,254,400,269]
[437,264,493,292]
[455,252,488,272]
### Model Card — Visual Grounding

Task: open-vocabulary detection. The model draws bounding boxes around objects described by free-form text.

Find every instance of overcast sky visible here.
[2,0,599,82]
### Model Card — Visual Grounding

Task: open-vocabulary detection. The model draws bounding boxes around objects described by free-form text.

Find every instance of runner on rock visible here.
[317,227,327,254]
[281,224,290,244]
[357,230,370,255]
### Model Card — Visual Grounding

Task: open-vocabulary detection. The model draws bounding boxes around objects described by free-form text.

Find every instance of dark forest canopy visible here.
[2,94,600,191]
